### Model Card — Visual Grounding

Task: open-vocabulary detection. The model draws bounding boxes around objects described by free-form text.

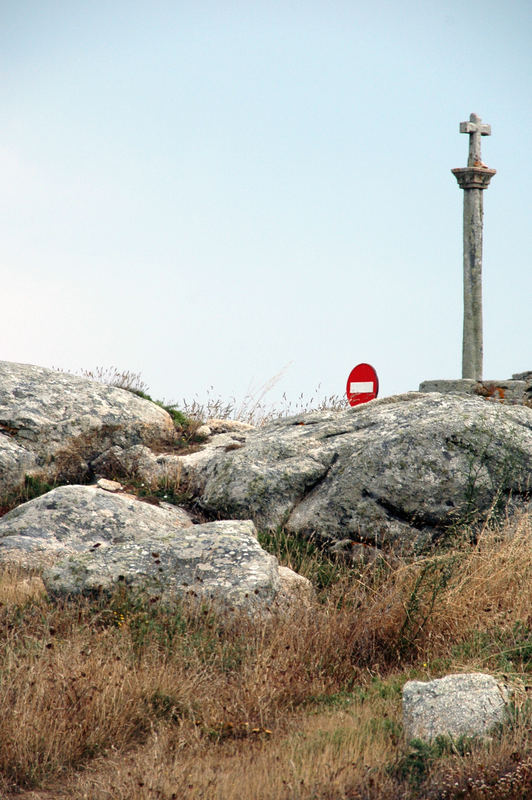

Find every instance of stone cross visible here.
[460,113,491,167]
[451,114,496,381]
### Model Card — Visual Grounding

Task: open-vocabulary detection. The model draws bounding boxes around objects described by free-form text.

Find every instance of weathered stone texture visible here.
[194,393,532,552]
[403,673,509,742]
[43,518,282,609]
[0,485,307,611]
[0,437,37,496]
[0,361,178,495]
[0,361,176,453]
[0,485,192,567]
[276,565,314,608]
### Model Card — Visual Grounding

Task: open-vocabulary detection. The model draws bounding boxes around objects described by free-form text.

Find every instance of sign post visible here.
[346,363,379,406]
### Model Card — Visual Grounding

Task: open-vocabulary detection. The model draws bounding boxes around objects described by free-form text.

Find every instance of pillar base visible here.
[419,378,531,405]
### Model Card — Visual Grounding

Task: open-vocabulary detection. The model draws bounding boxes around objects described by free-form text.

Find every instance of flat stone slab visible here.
[419,378,530,404]
[0,485,295,611]
[403,673,509,742]
[43,519,282,610]
[419,379,479,394]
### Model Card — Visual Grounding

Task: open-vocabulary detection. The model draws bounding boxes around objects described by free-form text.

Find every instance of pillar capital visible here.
[452,166,496,190]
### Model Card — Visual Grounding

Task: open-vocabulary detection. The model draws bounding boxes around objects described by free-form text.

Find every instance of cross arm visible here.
[459,113,491,167]
[459,120,491,136]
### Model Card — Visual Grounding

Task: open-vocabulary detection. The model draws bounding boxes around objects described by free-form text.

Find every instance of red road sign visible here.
[346,363,379,406]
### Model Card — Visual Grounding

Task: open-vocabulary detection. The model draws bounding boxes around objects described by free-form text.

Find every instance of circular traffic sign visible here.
[346,363,379,406]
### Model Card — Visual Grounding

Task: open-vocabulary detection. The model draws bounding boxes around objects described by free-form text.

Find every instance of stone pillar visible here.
[451,114,495,381]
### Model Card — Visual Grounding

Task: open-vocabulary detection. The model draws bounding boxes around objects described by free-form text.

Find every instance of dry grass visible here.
[0,514,530,799]
[29,695,404,800]
[59,366,150,396]
[178,373,348,428]
[181,387,348,427]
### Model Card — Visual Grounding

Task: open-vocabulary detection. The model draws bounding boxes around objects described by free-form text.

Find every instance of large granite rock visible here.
[0,484,193,566]
[0,361,177,494]
[0,485,307,611]
[193,393,532,553]
[3,362,531,560]
[403,673,510,742]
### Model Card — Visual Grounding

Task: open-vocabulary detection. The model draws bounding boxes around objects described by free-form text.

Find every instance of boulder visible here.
[3,362,531,561]
[0,484,193,567]
[0,485,308,611]
[193,393,532,553]
[0,361,177,495]
[402,673,510,742]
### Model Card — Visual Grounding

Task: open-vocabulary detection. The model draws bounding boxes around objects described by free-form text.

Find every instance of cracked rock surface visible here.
[195,393,532,552]
[0,485,296,610]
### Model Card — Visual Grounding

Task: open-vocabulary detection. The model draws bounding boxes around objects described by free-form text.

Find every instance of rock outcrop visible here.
[6,363,530,559]
[0,484,308,611]
[402,673,510,742]
[192,393,532,553]
[0,361,177,495]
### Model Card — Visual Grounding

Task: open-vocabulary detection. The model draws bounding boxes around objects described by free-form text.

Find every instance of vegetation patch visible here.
[1,373,530,797]
[0,473,57,518]
[0,512,530,798]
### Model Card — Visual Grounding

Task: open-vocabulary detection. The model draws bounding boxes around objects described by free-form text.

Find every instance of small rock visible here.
[92,444,159,484]
[402,673,510,742]
[206,419,255,434]
[194,424,212,439]
[96,478,123,492]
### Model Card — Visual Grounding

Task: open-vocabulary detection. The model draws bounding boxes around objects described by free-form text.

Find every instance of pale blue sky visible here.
[1,0,531,411]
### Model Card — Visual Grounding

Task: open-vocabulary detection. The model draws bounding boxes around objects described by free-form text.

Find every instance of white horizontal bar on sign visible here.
[350,381,374,393]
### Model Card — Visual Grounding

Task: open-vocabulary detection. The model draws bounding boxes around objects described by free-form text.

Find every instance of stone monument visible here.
[419,115,531,406]
[451,113,496,380]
